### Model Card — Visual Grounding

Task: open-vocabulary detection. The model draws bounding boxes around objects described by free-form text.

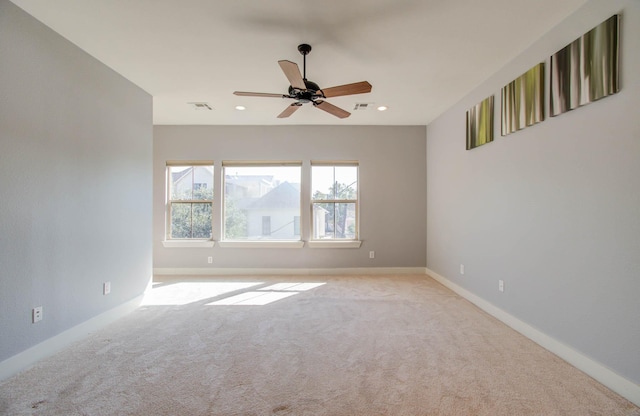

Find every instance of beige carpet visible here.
[1,274,638,415]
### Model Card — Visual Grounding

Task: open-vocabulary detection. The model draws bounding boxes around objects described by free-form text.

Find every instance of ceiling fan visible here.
[233,44,372,119]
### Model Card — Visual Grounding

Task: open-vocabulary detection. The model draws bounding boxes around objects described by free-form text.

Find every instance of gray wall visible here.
[426,0,640,384]
[154,125,426,269]
[0,1,152,362]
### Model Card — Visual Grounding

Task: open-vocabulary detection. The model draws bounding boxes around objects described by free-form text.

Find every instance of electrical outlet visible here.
[369,251,375,259]
[32,306,43,323]
[498,280,504,292]
[207,256,213,264]
[103,281,111,295]
[460,264,465,275]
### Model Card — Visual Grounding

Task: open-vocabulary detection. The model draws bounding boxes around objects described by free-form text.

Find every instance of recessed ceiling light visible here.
[377,106,388,111]
[235,105,246,111]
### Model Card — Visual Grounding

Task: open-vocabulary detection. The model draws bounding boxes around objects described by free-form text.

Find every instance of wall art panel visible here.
[501,63,545,135]
[550,14,620,116]
[466,95,494,150]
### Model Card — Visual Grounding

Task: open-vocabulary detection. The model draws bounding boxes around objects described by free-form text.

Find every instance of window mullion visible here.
[191,167,195,200]
[168,201,173,239]
[333,203,338,238]
[169,199,213,204]
[311,199,356,204]
[189,203,194,238]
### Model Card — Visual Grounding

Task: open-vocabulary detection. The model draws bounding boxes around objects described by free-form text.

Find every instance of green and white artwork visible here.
[550,15,620,116]
[501,63,545,136]
[466,95,494,150]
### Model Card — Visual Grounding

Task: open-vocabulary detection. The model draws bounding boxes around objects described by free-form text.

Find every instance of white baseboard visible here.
[153,267,427,276]
[425,267,640,407]
[0,295,143,382]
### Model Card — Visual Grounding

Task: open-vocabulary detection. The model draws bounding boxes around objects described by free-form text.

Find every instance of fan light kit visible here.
[233,43,372,119]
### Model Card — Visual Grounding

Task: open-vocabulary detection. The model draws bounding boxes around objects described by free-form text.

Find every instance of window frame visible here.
[165,161,214,242]
[310,161,360,243]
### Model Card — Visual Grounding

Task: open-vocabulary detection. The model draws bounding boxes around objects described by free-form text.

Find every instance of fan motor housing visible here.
[289,80,321,103]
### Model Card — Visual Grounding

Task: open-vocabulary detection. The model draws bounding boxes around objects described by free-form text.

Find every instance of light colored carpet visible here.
[1,274,638,415]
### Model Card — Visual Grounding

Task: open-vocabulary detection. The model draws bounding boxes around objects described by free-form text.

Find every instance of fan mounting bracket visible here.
[297,44,312,56]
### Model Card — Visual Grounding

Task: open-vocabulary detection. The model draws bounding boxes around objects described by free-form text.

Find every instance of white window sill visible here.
[218,240,304,249]
[307,240,362,248]
[162,240,215,248]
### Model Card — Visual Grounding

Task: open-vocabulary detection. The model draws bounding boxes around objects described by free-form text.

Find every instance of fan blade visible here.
[278,60,306,90]
[320,81,372,98]
[314,101,351,119]
[277,103,302,118]
[234,91,286,98]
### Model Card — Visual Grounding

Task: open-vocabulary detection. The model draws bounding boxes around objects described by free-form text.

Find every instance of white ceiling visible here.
[11,0,588,126]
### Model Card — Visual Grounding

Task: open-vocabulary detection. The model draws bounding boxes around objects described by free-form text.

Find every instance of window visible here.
[223,162,301,241]
[311,162,358,240]
[167,163,213,239]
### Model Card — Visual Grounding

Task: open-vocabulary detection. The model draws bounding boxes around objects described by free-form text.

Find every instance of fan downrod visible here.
[297,44,312,80]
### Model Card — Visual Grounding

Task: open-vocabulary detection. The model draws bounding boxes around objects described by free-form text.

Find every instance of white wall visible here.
[0,0,152,364]
[154,125,426,270]
[426,0,640,385]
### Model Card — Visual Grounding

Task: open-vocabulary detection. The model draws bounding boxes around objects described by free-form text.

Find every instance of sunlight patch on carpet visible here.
[260,282,325,291]
[208,291,296,306]
[208,282,326,306]
[141,282,264,306]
